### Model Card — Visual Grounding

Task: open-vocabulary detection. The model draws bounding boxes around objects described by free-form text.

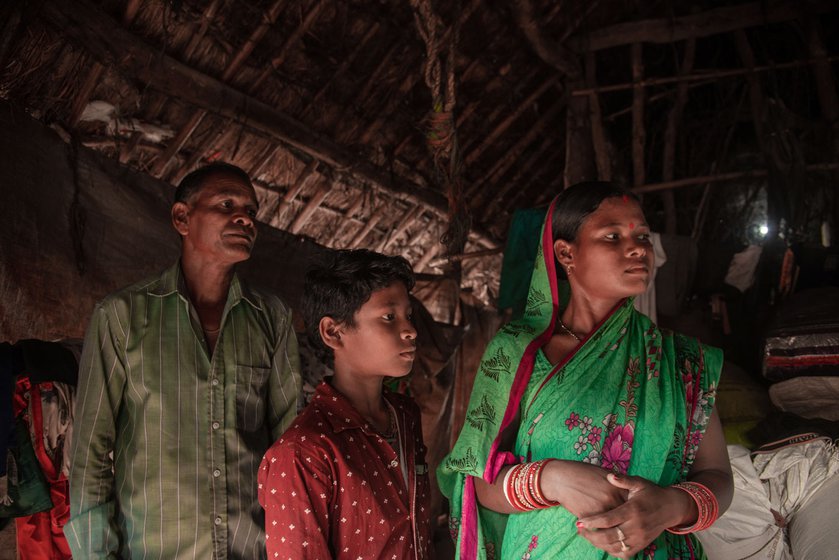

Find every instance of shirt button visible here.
[212,421,220,430]
[213,469,221,477]
[214,517,222,526]
[211,378,219,386]
[390,460,398,468]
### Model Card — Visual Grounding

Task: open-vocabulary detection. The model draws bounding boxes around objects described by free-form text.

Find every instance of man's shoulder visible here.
[95,267,173,309]
[237,280,292,317]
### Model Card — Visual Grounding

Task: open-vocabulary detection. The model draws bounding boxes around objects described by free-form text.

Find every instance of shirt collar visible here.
[147,261,262,311]
[312,381,395,435]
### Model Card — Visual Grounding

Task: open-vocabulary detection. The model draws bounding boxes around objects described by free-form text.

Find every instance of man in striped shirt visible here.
[65,163,302,559]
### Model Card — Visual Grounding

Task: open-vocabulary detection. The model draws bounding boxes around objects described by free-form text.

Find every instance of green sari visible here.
[438,197,722,560]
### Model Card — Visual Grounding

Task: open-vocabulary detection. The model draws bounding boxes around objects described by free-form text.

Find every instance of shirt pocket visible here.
[235,365,271,432]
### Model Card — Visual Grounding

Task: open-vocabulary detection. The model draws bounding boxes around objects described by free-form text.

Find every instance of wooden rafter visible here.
[68,0,143,126]
[631,43,645,187]
[349,204,388,249]
[661,38,696,234]
[250,0,327,92]
[288,181,331,234]
[463,75,558,168]
[570,0,838,52]
[572,54,839,97]
[356,0,480,146]
[332,195,366,245]
[300,21,381,120]
[151,0,287,178]
[37,0,500,248]
[487,134,555,222]
[378,205,424,252]
[469,99,565,206]
[586,51,611,181]
[633,163,839,194]
[280,159,319,209]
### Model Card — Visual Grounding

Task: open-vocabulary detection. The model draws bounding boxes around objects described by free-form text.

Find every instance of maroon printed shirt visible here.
[258,381,432,560]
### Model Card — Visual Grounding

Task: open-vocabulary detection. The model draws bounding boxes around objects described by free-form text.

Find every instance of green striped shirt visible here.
[65,262,301,559]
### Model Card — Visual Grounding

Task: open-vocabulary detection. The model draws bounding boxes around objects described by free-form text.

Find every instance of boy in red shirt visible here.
[258,249,431,559]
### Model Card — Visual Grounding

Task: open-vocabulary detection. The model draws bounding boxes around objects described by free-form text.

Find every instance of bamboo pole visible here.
[415,242,443,272]
[632,163,839,194]
[573,54,839,97]
[490,135,556,217]
[289,181,331,234]
[570,0,837,53]
[349,204,388,249]
[333,196,366,247]
[661,38,696,234]
[464,76,559,168]
[68,0,143,126]
[250,0,327,92]
[631,43,645,187]
[427,247,504,268]
[470,100,565,205]
[300,21,381,121]
[40,0,500,248]
[151,0,288,178]
[586,51,611,181]
[379,205,424,252]
[806,18,839,158]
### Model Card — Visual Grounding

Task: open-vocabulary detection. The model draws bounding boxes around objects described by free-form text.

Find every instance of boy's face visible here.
[332,282,417,379]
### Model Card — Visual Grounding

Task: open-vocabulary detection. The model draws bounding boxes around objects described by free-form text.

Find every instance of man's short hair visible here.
[174,162,253,205]
[302,249,415,367]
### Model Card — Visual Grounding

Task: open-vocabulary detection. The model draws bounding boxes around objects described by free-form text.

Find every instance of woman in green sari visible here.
[439,182,732,559]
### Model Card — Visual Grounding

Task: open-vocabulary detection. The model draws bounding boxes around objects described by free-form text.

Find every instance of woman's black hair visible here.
[302,249,415,367]
[551,181,640,242]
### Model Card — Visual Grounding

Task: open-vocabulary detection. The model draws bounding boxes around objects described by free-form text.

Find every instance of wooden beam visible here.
[570,0,838,52]
[300,21,381,120]
[38,0,500,248]
[661,38,695,234]
[415,242,442,272]
[631,43,645,187]
[378,205,424,252]
[68,1,143,126]
[469,99,565,205]
[153,0,286,178]
[289,181,331,234]
[333,195,366,247]
[805,17,839,158]
[349,204,388,249]
[511,0,580,78]
[488,135,555,219]
[572,54,839,97]
[427,247,503,268]
[250,0,327,92]
[585,51,611,181]
[281,159,319,206]
[464,76,559,167]
[632,163,839,194]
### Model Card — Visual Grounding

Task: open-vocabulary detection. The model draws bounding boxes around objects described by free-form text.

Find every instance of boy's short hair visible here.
[302,249,415,366]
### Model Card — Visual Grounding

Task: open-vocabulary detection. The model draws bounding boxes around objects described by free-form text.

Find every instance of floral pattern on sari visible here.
[563,356,643,474]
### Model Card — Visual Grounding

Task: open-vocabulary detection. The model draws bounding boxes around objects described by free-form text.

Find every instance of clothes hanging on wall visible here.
[0,340,77,560]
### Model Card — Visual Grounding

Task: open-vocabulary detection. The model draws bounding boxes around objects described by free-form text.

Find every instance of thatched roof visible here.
[2,0,838,305]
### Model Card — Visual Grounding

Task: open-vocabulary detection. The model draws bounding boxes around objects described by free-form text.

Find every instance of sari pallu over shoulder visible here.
[437,198,723,560]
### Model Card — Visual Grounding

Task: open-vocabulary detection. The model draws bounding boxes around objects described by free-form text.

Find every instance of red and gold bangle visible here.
[667,481,719,534]
[503,460,560,512]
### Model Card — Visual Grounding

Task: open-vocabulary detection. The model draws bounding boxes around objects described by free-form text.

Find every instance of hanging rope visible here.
[409,0,470,257]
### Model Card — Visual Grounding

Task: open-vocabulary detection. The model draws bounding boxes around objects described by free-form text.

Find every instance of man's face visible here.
[172,172,259,266]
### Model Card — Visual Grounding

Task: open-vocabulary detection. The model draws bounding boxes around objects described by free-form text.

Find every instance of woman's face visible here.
[555,197,654,302]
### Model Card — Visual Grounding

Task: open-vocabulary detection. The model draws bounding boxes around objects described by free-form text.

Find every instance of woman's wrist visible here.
[539,459,564,504]
[666,481,719,534]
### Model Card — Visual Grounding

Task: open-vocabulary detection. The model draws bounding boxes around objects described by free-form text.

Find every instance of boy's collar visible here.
[312,381,395,435]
